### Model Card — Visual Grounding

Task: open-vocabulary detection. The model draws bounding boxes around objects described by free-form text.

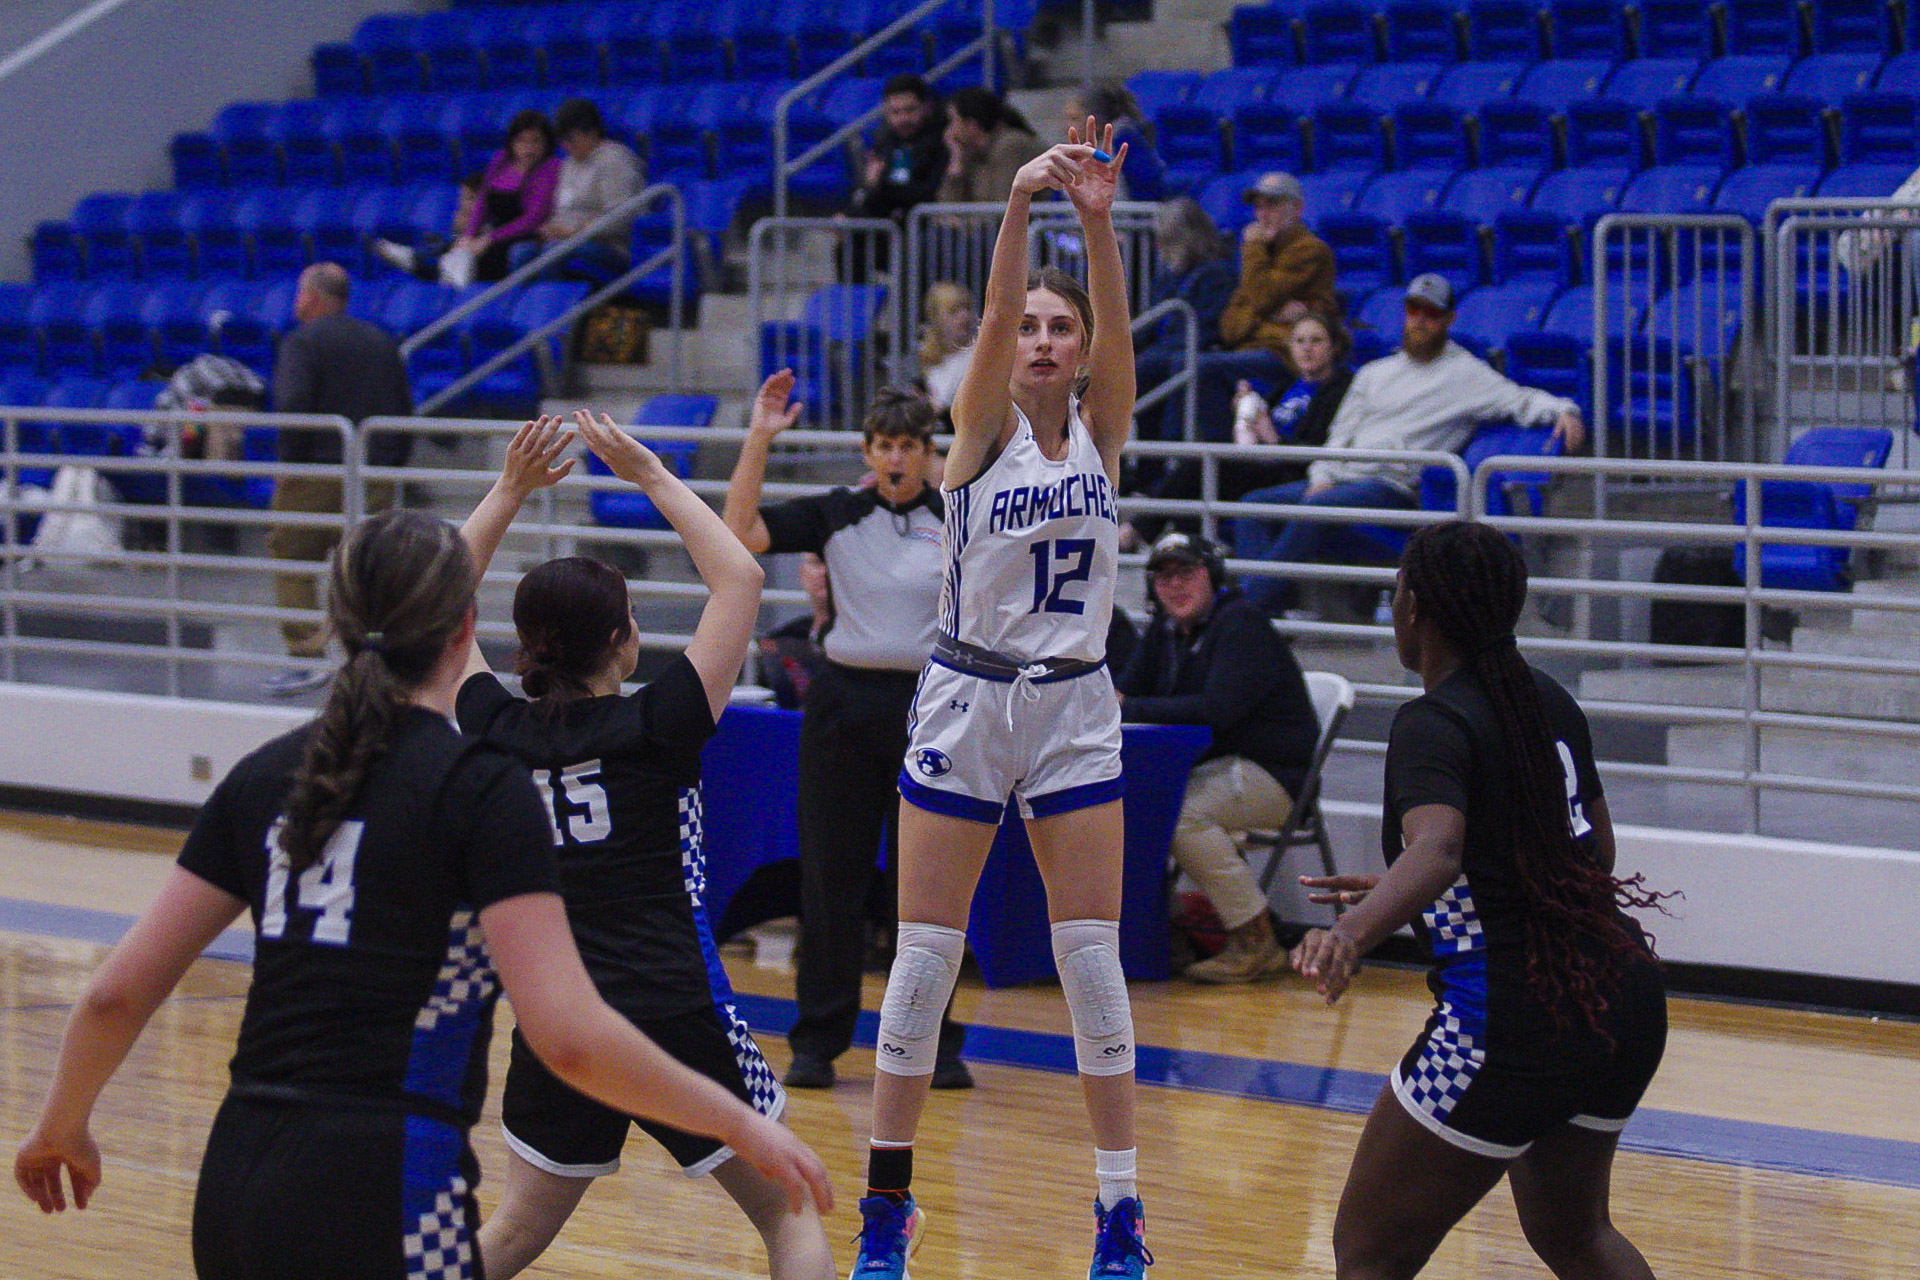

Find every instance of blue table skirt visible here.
[698,705,1210,987]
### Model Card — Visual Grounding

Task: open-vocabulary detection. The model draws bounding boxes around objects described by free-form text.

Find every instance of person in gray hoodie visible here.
[1231,273,1585,614]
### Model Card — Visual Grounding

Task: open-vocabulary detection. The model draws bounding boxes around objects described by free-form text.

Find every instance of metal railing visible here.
[399,183,689,413]
[1130,298,1199,443]
[773,0,998,219]
[1767,200,1920,469]
[1591,213,1756,464]
[747,217,906,431]
[7,410,1920,843]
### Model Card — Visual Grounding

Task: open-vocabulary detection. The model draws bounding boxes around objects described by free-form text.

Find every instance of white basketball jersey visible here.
[939,398,1119,663]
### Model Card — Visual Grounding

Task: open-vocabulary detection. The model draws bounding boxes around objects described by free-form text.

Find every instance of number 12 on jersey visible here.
[1029,538,1095,615]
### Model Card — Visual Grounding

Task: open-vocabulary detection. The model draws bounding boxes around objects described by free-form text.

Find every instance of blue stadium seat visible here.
[1383,0,1463,62]
[588,395,715,529]
[1491,208,1576,282]
[1816,160,1916,195]
[1316,212,1398,294]
[413,13,486,92]
[1192,66,1281,114]
[1311,102,1390,170]
[324,99,395,185]
[792,20,858,77]
[1230,4,1300,66]
[1722,0,1805,56]
[1713,161,1823,221]
[1431,60,1528,111]
[1475,98,1557,169]
[536,14,607,84]
[210,102,280,186]
[293,189,363,274]
[1604,333,1697,445]
[1784,425,1893,514]
[1269,63,1364,114]
[1127,69,1203,118]
[83,282,154,374]
[1353,284,1414,341]
[30,282,98,374]
[1402,208,1486,293]
[1732,481,1854,590]
[311,43,367,97]
[71,193,138,279]
[1231,101,1307,172]
[0,285,41,375]
[1298,167,1376,214]
[1644,283,1742,355]
[1565,98,1647,169]
[1785,52,1885,103]
[176,191,248,278]
[1838,93,1920,164]
[1392,101,1468,168]
[1514,58,1614,108]
[662,28,730,83]
[232,188,310,277]
[382,101,458,182]
[1198,170,1262,235]
[1631,0,1716,59]
[1539,282,1640,341]
[604,14,666,84]
[1349,61,1445,111]
[1450,166,1546,223]
[352,13,426,93]
[141,280,211,366]
[1743,93,1830,167]
[169,132,225,189]
[127,194,193,279]
[647,119,714,185]
[1807,0,1900,53]
[1620,162,1727,214]
[1875,52,1920,91]
[1692,54,1792,101]
[1605,58,1704,110]
[1301,1,1384,64]
[1465,0,1546,61]
[1452,278,1560,345]
[1503,329,1589,411]
[1420,422,1564,516]
[1359,168,1452,220]
[268,101,339,186]
[1545,0,1628,58]
[1653,96,1738,166]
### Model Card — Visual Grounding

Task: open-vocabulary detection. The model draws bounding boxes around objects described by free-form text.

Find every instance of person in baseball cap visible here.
[1240,171,1305,205]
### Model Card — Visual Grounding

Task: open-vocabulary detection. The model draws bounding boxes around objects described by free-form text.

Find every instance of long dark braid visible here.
[1401,521,1667,1033]
[280,510,475,873]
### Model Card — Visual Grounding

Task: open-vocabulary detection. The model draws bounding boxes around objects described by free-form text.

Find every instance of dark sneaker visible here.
[929,1057,974,1090]
[783,1053,835,1089]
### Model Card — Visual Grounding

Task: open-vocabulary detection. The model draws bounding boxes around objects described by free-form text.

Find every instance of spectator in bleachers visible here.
[916,283,977,413]
[849,75,948,224]
[1231,275,1586,617]
[463,109,562,282]
[1133,196,1236,447]
[937,86,1046,205]
[1066,84,1166,203]
[1190,172,1339,446]
[513,97,644,282]
[264,264,413,697]
[374,173,485,285]
[1116,532,1321,984]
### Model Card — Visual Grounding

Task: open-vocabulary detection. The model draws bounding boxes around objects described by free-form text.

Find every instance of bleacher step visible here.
[1848,578,1920,636]
[1579,665,1920,722]
[1667,721,1920,787]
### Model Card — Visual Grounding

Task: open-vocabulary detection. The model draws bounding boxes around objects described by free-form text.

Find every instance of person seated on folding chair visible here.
[1116,532,1322,983]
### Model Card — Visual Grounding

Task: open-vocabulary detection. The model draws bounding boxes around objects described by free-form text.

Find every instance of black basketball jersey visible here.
[176,709,558,1126]
[455,656,720,1021]
[1384,664,1609,966]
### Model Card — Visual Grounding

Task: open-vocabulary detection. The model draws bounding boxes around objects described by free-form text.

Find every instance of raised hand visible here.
[574,409,663,487]
[499,415,577,497]
[1011,142,1098,197]
[750,369,804,438]
[1064,117,1128,218]
[15,1122,100,1213]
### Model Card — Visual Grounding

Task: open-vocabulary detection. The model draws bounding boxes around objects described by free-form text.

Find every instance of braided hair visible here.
[1400,521,1668,1033]
[280,511,475,873]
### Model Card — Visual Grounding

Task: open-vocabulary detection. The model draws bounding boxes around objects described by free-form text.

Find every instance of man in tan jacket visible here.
[1191,173,1342,442]
[1218,172,1341,355]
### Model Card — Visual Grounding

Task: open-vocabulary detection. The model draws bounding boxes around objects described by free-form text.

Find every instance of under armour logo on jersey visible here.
[914,748,953,778]
[948,698,970,713]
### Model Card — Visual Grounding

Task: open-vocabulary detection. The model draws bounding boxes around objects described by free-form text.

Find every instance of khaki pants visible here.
[268,477,393,659]
[1172,755,1294,931]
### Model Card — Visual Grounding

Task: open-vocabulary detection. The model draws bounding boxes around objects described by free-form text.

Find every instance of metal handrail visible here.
[1129,298,1198,442]
[773,0,996,218]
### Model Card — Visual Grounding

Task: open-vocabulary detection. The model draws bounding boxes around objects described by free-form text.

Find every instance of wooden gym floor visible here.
[0,809,1915,1279]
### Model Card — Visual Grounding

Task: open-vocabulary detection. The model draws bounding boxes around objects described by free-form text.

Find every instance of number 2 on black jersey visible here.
[261,819,362,946]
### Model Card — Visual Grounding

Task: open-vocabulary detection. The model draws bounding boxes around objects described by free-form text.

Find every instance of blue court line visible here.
[2,897,1913,1192]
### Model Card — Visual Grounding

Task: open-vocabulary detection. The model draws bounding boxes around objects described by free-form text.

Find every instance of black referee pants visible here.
[789,661,966,1066]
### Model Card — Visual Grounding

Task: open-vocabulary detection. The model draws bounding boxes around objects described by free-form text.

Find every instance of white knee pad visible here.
[1051,919,1135,1076]
[874,922,965,1077]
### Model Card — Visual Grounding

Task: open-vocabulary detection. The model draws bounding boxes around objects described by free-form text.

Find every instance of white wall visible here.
[3,682,1916,986]
[0,0,429,280]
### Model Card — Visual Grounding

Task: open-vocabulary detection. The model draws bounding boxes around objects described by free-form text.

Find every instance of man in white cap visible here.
[1231,273,1586,614]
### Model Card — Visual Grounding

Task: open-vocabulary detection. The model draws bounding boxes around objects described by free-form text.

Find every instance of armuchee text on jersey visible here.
[985,470,1117,535]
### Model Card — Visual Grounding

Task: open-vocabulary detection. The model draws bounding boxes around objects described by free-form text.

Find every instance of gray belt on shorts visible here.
[932,633,1105,684]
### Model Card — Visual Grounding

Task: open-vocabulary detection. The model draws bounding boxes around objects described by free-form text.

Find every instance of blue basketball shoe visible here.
[849,1194,926,1279]
[1089,1197,1154,1278]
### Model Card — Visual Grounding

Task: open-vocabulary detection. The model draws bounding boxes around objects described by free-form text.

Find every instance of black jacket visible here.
[1117,586,1321,794]
[272,312,415,467]
[850,121,948,221]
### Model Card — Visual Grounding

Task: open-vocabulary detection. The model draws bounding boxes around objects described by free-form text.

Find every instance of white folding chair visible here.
[1247,670,1355,893]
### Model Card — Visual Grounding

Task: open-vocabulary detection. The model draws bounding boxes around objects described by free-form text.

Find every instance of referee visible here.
[724,371,969,1091]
